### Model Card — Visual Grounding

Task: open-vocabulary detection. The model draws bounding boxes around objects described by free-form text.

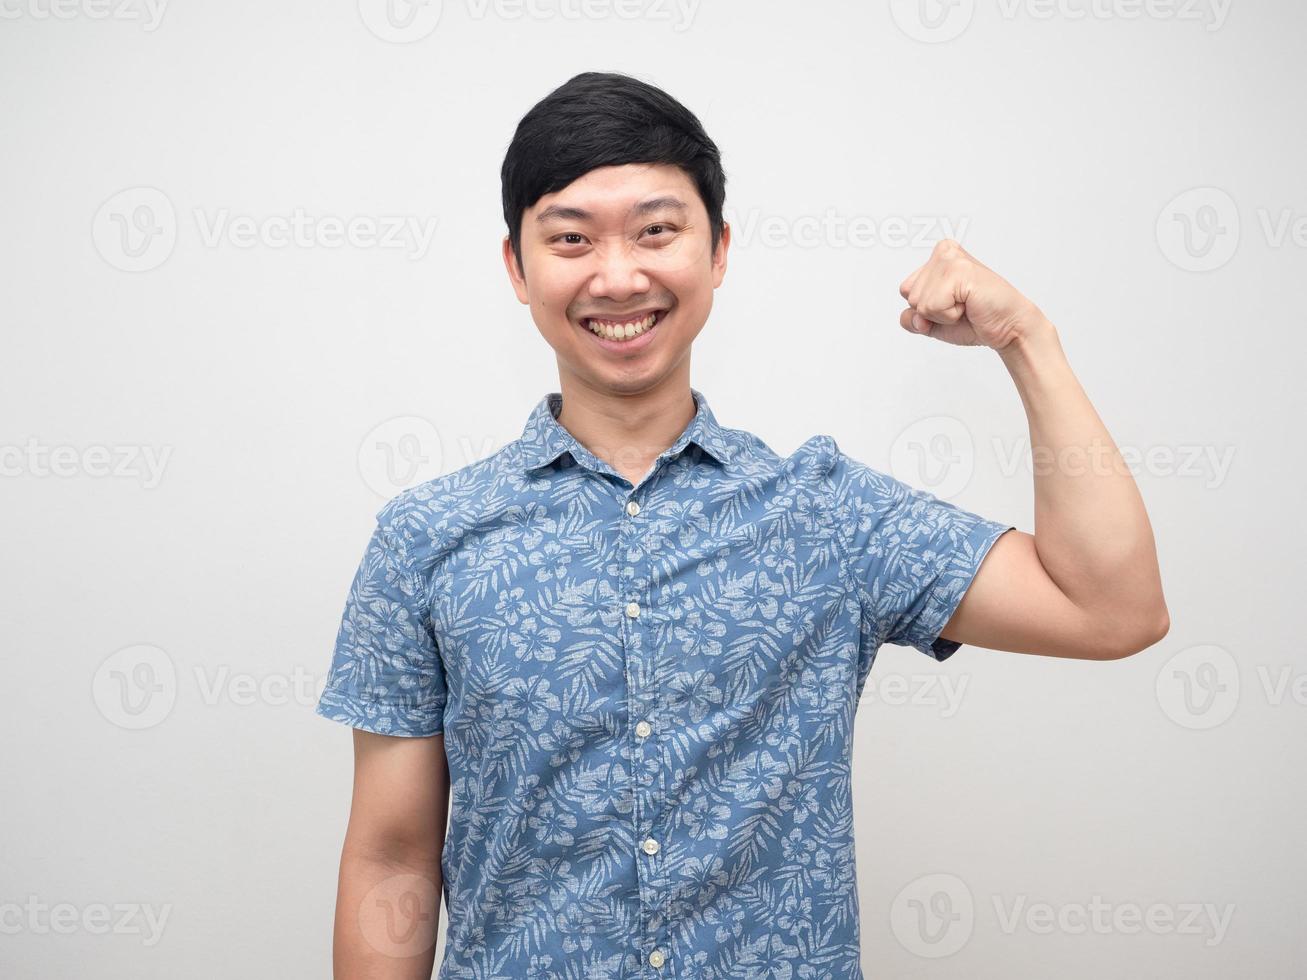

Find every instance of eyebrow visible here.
[535,196,690,225]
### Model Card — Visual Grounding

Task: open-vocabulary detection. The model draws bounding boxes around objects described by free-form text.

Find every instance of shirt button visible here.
[648,949,665,968]
[625,601,640,619]
[635,720,652,738]
[641,837,660,855]
[626,499,640,516]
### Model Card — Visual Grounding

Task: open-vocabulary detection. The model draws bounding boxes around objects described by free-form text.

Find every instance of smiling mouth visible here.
[580,309,666,342]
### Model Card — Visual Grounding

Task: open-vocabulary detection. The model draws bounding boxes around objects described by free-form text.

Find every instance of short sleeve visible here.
[823,440,1014,666]
[314,508,448,737]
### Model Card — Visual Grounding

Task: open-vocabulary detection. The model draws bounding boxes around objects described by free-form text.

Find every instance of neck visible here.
[554,370,696,485]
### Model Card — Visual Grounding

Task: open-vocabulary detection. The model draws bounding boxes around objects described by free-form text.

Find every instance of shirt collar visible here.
[517,386,733,474]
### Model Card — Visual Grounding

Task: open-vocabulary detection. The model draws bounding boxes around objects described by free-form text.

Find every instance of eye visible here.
[552,232,587,246]
[643,223,677,242]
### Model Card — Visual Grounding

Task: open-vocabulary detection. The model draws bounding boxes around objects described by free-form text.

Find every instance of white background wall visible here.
[1,0,1302,976]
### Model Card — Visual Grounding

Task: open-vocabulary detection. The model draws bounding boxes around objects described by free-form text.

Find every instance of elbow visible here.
[1098,601,1171,660]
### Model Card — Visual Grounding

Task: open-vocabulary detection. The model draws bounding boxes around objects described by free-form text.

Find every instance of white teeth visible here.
[587,311,658,341]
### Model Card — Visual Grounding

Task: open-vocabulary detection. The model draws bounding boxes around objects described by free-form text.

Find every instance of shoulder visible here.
[782,434,930,527]
[762,431,878,493]
[372,441,520,564]
[724,423,840,479]
[815,438,903,502]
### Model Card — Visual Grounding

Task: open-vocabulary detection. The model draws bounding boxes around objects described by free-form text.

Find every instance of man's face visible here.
[503,162,729,395]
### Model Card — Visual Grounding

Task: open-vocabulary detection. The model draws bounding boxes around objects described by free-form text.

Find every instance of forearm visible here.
[997,316,1169,641]
[334,846,442,979]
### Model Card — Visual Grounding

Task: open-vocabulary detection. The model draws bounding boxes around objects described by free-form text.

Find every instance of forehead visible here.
[528,162,701,224]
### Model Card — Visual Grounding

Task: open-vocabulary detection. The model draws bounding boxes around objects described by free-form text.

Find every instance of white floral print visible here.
[316,388,1013,978]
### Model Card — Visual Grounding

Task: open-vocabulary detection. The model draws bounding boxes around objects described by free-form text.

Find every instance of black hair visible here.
[501,71,726,273]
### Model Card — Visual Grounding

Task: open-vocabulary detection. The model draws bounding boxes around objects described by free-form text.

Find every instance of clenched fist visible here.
[899,239,1046,350]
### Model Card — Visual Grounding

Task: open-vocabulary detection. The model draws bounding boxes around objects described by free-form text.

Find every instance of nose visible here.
[587,240,652,303]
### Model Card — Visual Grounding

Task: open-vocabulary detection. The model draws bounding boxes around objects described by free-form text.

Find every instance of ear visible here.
[502,235,529,305]
[710,221,731,289]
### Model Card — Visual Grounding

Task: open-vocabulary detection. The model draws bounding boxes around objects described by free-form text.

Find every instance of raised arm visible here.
[899,239,1170,660]
[331,730,450,978]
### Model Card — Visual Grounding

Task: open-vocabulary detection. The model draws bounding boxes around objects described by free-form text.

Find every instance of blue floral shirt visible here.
[316,388,1013,979]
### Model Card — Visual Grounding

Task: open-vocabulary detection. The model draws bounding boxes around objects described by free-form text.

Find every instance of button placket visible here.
[620,487,672,977]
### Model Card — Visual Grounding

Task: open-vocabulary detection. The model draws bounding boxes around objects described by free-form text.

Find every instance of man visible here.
[316,71,1169,979]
